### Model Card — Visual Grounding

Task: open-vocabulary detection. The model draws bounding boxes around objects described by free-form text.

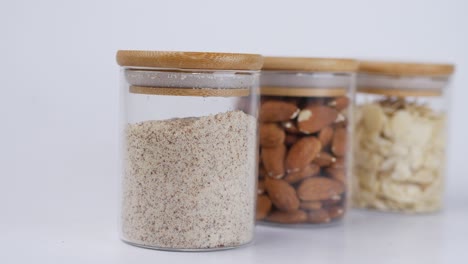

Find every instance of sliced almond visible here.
[361,103,385,134]
[297,106,338,134]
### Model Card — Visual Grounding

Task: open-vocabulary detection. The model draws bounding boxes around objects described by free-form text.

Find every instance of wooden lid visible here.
[116,50,263,70]
[262,57,358,72]
[359,60,455,77]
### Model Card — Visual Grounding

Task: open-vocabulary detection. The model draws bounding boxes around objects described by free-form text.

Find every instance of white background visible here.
[1,0,467,263]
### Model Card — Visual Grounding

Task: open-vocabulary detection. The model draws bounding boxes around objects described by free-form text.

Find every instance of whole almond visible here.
[327,205,345,219]
[257,180,265,194]
[304,98,328,108]
[307,209,331,223]
[282,121,299,134]
[321,197,342,207]
[297,177,345,201]
[325,168,346,183]
[256,195,272,220]
[258,163,266,179]
[284,164,320,184]
[297,106,338,134]
[260,101,300,122]
[285,134,299,146]
[328,96,350,111]
[313,152,337,167]
[285,137,321,172]
[264,178,300,211]
[262,145,286,179]
[331,127,347,157]
[260,123,285,147]
[266,210,307,224]
[300,201,322,210]
[318,126,334,147]
[334,119,348,129]
[330,157,345,169]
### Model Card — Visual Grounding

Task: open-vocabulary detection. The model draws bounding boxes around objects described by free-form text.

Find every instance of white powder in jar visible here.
[121,110,257,250]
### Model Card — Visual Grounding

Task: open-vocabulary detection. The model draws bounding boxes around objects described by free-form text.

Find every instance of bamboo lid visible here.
[262,57,358,72]
[359,60,455,77]
[116,50,263,70]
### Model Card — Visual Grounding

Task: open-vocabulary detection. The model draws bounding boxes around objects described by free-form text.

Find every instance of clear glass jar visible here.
[352,61,455,213]
[116,50,263,251]
[256,57,358,226]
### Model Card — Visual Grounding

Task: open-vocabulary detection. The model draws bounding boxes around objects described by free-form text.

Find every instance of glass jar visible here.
[256,57,358,226]
[116,50,263,251]
[352,61,455,213]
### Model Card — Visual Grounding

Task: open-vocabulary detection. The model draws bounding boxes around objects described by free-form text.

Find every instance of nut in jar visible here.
[352,60,454,213]
[256,56,357,226]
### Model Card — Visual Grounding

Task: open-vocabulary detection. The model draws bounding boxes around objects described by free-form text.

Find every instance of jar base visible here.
[351,206,442,215]
[256,219,343,229]
[121,238,253,252]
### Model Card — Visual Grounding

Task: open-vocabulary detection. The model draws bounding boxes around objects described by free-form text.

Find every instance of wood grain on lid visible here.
[116,50,263,70]
[359,61,455,77]
[262,57,358,72]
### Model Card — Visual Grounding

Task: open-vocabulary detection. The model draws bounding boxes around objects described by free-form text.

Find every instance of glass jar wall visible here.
[117,50,263,251]
[352,61,454,213]
[256,57,358,226]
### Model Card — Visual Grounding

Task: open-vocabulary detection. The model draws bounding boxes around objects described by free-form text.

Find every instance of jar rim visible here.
[357,74,449,97]
[262,57,358,73]
[359,60,455,77]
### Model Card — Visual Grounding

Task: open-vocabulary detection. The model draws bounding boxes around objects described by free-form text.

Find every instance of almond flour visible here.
[121,110,256,249]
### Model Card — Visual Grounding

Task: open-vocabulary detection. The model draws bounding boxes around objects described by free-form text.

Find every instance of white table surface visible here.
[2,199,467,264]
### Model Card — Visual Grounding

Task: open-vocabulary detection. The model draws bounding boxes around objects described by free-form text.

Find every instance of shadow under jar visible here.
[256,57,358,226]
[116,50,263,251]
[353,61,455,213]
